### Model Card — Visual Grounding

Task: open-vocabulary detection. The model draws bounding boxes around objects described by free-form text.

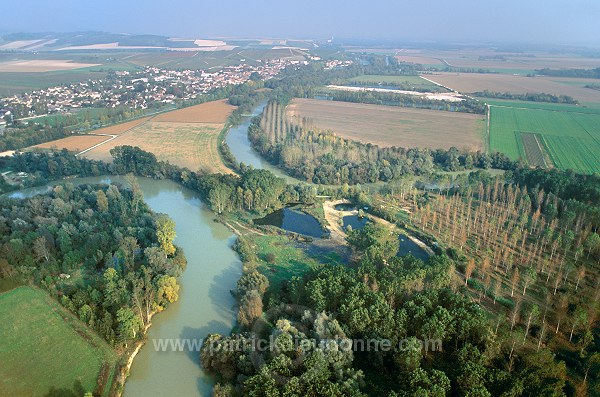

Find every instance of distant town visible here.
[0,58,351,122]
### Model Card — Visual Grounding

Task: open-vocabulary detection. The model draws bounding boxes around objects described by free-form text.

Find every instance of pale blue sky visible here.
[2,0,599,45]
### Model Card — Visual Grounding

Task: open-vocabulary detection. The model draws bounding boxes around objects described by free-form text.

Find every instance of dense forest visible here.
[248,101,516,185]
[0,181,185,347]
[201,221,588,396]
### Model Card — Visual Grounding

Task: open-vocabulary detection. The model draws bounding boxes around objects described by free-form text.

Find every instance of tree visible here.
[575,266,586,291]
[570,307,588,342]
[116,307,143,345]
[584,233,600,259]
[510,267,520,297]
[522,266,537,296]
[125,173,143,214]
[157,275,180,305]
[32,236,50,263]
[523,304,540,343]
[237,290,263,328]
[96,190,108,212]
[465,258,475,286]
[156,215,176,256]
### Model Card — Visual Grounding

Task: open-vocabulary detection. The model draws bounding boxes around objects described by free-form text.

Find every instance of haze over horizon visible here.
[2,0,600,47]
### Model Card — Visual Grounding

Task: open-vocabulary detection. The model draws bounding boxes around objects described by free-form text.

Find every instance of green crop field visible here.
[480,98,600,114]
[0,287,118,396]
[489,105,600,173]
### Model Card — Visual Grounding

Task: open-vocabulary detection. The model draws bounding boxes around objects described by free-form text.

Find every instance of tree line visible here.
[475,90,578,104]
[536,67,600,79]
[248,101,516,185]
[311,89,486,114]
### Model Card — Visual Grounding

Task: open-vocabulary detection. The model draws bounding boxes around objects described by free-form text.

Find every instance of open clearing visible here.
[286,98,485,151]
[81,100,235,173]
[0,60,100,72]
[0,287,117,396]
[424,72,600,103]
[32,135,111,151]
[489,106,600,173]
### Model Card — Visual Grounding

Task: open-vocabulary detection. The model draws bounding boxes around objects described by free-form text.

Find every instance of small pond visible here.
[342,215,370,230]
[398,234,430,261]
[254,207,324,238]
[334,203,357,211]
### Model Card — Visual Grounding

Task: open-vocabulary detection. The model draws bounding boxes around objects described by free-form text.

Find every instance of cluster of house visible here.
[0,58,311,120]
[324,59,354,70]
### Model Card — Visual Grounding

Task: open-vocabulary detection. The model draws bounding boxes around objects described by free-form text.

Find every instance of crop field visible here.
[425,72,600,103]
[347,75,446,91]
[286,98,485,151]
[479,98,600,114]
[0,70,108,96]
[0,287,117,396]
[489,106,600,173]
[85,122,229,172]
[86,116,154,135]
[390,48,600,71]
[80,100,235,173]
[520,132,549,168]
[152,99,235,123]
[32,135,110,152]
[25,117,153,153]
[0,59,100,72]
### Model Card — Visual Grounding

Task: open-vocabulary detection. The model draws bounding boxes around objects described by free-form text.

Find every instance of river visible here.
[9,103,295,396]
[10,176,241,397]
[8,104,286,397]
[225,102,299,183]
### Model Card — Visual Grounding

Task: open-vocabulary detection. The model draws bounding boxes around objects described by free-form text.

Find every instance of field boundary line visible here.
[77,117,156,157]
[486,104,491,153]
[75,134,118,157]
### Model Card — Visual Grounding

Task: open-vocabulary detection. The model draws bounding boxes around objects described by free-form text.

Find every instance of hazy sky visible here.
[3,0,600,45]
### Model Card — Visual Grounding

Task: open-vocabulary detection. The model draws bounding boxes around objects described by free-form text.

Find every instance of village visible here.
[0,57,309,121]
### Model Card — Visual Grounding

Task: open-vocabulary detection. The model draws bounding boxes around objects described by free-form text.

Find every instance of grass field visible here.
[32,135,110,152]
[347,75,446,92]
[425,72,600,103]
[0,287,117,396]
[250,234,343,290]
[81,100,235,173]
[489,106,600,173]
[286,98,485,151]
